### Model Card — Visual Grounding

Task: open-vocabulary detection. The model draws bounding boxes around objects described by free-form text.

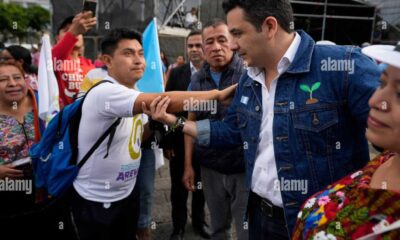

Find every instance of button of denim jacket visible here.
[312,113,320,125]
[255,106,260,112]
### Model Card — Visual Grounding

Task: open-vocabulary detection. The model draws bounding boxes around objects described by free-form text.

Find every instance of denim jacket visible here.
[195,30,380,235]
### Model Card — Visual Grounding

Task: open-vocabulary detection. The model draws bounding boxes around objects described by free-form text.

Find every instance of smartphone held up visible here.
[83,0,97,17]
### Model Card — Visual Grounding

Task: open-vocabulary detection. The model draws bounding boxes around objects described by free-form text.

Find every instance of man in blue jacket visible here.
[143,0,381,239]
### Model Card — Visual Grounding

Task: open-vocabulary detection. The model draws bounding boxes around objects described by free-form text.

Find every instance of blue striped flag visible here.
[136,18,164,93]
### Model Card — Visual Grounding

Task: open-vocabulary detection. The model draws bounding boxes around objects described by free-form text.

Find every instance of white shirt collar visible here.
[247,32,301,82]
[104,75,118,83]
[190,61,199,75]
[104,75,140,91]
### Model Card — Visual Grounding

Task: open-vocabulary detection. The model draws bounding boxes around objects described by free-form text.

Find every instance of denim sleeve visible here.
[195,119,210,146]
[347,48,380,127]
[195,78,244,148]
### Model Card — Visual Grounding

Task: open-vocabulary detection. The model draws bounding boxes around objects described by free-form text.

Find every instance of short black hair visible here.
[6,45,36,74]
[101,28,142,56]
[186,30,202,41]
[57,16,74,35]
[202,18,226,31]
[222,0,294,33]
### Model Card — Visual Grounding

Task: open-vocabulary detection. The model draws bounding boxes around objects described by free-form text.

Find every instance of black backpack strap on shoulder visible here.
[79,80,114,102]
[103,117,122,159]
[78,117,121,168]
[75,79,120,168]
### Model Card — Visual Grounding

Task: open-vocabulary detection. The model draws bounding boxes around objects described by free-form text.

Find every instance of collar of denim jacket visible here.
[247,31,301,83]
[285,30,315,74]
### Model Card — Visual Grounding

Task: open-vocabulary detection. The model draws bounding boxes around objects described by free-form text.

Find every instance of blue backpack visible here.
[30,80,121,198]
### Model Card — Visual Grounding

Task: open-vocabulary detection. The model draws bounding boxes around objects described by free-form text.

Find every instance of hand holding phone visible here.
[83,0,97,17]
[69,9,97,36]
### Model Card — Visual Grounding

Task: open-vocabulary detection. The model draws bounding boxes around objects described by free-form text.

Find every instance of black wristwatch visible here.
[166,116,186,135]
[175,116,186,131]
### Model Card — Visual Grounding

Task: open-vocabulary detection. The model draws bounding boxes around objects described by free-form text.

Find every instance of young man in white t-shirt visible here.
[69,28,237,240]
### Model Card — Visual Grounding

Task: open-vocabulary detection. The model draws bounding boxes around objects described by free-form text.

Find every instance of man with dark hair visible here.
[52,12,96,107]
[69,28,235,240]
[164,30,210,240]
[183,19,248,240]
[143,0,381,239]
[222,0,294,33]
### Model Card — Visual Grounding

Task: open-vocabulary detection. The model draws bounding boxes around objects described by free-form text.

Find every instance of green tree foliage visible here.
[26,5,51,32]
[0,3,50,42]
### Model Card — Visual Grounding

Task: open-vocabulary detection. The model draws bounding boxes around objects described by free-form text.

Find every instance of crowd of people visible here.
[1,0,400,240]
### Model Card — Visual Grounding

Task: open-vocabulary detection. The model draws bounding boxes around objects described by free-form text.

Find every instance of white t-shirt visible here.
[73,75,144,203]
[185,12,198,27]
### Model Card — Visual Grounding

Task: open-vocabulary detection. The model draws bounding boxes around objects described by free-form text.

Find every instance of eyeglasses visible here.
[187,44,202,49]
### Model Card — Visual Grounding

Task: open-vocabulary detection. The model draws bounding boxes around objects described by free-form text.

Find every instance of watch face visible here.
[177,117,185,130]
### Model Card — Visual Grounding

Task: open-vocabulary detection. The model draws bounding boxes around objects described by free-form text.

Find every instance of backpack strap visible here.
[78,117,121,168]
[75,80,122,168]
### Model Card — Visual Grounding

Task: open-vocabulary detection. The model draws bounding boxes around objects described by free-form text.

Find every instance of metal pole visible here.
[198,0,201,23]
[154,0,158,19]
[321,0,328,40]
[162,0,186,28]
[139,0,145,22]
[162,0,173,26]
[370,6,377,43]
[294,13,375,20]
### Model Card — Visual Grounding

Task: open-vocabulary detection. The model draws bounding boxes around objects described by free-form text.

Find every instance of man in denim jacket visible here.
[143,0,381,239]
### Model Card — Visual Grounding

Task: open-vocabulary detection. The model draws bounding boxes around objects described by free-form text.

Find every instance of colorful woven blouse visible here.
[0,89,41,165]
[292,152,400,240]
[0,111,35,164]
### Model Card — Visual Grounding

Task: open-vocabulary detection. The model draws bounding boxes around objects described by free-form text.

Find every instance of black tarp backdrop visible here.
[291,0,376,45]
[50,0,376,60]
[51,0,155,34]
[199,0,375,45]
[51,0,155,60]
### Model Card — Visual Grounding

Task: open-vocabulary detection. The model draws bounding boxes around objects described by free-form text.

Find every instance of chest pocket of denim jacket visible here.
[291,105,339,155]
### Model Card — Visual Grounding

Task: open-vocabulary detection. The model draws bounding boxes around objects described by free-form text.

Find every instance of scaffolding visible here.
[290,0,376,44]
[155,0,377,44]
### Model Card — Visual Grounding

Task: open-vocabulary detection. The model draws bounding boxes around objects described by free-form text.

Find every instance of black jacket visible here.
[190,54,246,174]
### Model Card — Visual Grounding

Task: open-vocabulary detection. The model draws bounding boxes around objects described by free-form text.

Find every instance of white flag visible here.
[38,34,60,125]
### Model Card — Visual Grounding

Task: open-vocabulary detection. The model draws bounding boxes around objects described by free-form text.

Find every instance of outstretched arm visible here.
[142,96,198,138]
[133,83,237,115]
